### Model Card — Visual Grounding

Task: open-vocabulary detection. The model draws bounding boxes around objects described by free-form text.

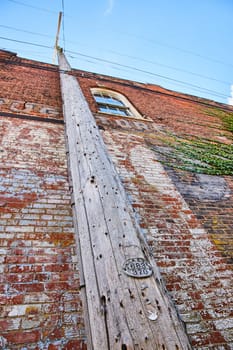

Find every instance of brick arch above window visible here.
[91,88,145,120]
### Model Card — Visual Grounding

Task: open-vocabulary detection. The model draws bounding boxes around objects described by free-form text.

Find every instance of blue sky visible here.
[1,0,233,105]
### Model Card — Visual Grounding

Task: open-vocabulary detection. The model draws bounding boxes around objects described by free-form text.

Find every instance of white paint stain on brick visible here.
[23,293,51,304]
[130,145,194,213]
[0,168,67,203]
[214,318,233,330]
[8,304,32,317]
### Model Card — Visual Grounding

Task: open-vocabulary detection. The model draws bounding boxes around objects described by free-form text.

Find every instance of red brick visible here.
[63,340,87,350]
[4,330,40,344]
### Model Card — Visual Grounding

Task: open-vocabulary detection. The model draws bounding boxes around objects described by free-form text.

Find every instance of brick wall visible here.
[1,50,233,349]
[77,72,233,349]
[101,130,233,349]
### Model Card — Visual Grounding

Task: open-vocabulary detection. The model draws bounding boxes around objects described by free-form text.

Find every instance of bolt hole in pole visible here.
[122,345,127,350]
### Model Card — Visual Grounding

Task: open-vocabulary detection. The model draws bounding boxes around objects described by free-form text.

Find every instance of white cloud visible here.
[228,84,233,105]
[104,0,114,15]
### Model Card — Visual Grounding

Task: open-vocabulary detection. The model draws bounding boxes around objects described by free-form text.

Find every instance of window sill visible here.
[94,111,153,122]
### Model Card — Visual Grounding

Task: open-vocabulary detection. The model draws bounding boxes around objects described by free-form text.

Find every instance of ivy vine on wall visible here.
[205,107,233,134]
[147,107,233,176]
[147,135,233,176]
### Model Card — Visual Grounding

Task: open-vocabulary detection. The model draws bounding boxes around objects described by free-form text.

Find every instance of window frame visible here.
[91,88,143,119]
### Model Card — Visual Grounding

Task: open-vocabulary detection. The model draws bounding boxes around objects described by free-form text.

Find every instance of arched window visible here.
[91,88,142,119]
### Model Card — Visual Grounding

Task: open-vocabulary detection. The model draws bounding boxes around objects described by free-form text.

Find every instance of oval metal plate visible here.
[123,258,153,278]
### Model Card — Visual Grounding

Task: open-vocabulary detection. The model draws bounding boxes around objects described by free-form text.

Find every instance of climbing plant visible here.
[204,107,233,134]
[148,134,233,175]
[146,106,233,175]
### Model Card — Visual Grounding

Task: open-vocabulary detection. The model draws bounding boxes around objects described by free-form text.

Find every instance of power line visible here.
[6,0,72,18]
[105,50,230,86]
[66,50,230,99]
[1,53,232,112]
[0,36,53,50]
[6,0,58,14]
[0,25,53,39]
[0,36,230,100]
[117,30,233,69]
[0,25,230,87]
[67,53,227,100]
[5,0,233,69]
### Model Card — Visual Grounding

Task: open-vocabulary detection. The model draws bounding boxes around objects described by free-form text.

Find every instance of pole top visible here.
[52,11,63,64]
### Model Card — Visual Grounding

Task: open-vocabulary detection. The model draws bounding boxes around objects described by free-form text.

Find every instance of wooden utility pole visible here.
[52,11,62,64]
[58,51,192,350]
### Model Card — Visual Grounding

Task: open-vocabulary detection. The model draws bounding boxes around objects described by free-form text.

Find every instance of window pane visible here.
[111,109,128,116]
[99,105,109,113]
[94,94,124,107]
[94,95,109,104]
[93,91,134,117]
[107,97,124,107]
[98,104,130,116]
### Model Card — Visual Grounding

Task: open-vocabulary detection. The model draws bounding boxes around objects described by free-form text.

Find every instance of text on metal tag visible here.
[123,258,153,278]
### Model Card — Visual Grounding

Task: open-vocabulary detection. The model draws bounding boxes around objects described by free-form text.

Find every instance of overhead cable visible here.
[0,53,232,112]
[0,36,53,49]
[6,0,58,14]
[0,25,53,39]
[4,0,233,68]
[0,25,230,86]
[117,30,233,68]
[66,50,229,99]
[0,36,230,100]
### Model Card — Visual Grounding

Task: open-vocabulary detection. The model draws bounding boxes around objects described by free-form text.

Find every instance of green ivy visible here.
[204,108,233,134]
[148,135,233,175]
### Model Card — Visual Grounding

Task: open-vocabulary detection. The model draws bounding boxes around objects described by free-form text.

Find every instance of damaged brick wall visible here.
[0,51,86,350]
[101,132,233,349]
[1,49,233,349]
[77,72,233,349]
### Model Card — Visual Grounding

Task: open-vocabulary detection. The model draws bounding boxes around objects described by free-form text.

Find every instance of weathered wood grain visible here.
[58,52,192,350]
